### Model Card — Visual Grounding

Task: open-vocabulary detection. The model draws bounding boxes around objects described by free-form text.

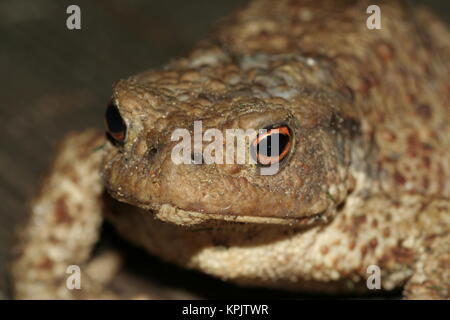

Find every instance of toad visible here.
[11,0,450,299]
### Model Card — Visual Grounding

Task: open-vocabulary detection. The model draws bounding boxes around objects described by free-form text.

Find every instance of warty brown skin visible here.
[11,0,450,299]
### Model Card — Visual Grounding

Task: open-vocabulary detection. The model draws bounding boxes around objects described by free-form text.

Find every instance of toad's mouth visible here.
[144,202,328,227]
[103,178,330,227]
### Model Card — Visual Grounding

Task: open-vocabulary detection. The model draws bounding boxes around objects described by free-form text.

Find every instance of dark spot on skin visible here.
[227,165,242,175]
[383,156,397,163]
[393,171,406,185]
[376,42,395,61]
[419,202,429,213]
[373,110,385,123]
[353,215,366,226]
[407,150,418,158]
[381,130,396,142]
[320,245,329,255]
[415,104,432,119]
[49,236,60,244]
[313,264,323,272]
[348,239,356,250]
[359,75,378,95]
[360,244,368,257]
[391,246,415,264]
[361,239,378,257]
[54,196,73,224]
[383,227,391,238]
[345,215,367,238]
[421,143,433,152]
[37,257,54,269]
[369,238,378,250]
[422,176,430,191]
[406,93,416,104]
[422,156,431,169]
[340,86,354,102]
[407,134,422,157]
[69,173,79,184]
[385,212,393,221]
[331,257,340,268]
[437,163,445,193]
[371,219,378,228]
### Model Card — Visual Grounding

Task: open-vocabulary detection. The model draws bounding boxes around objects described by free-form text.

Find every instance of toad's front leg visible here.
[10,130,119,299]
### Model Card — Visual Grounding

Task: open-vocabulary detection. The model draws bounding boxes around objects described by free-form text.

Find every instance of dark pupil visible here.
[257,132,289,157]
[105,103,125,134]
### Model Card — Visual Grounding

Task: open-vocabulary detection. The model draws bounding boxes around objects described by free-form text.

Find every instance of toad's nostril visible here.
[147,146,158,160]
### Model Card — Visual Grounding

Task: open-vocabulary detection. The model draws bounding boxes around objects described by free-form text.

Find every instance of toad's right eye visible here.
[105,102,126,146]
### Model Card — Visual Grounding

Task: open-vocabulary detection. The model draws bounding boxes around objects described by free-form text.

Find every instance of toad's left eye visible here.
[105,101,126,146]
[251,125,292,166]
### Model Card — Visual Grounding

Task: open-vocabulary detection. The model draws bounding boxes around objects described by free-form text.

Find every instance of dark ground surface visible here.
[0,0,449,299]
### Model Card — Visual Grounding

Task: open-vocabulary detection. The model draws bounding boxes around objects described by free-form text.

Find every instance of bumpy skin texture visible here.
[12,0,450,299]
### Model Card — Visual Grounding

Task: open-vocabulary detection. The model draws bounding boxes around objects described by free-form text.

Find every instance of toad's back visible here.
[212,0,450,197]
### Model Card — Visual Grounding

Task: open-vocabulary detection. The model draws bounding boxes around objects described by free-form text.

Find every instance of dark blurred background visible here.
[0,0,449,299]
